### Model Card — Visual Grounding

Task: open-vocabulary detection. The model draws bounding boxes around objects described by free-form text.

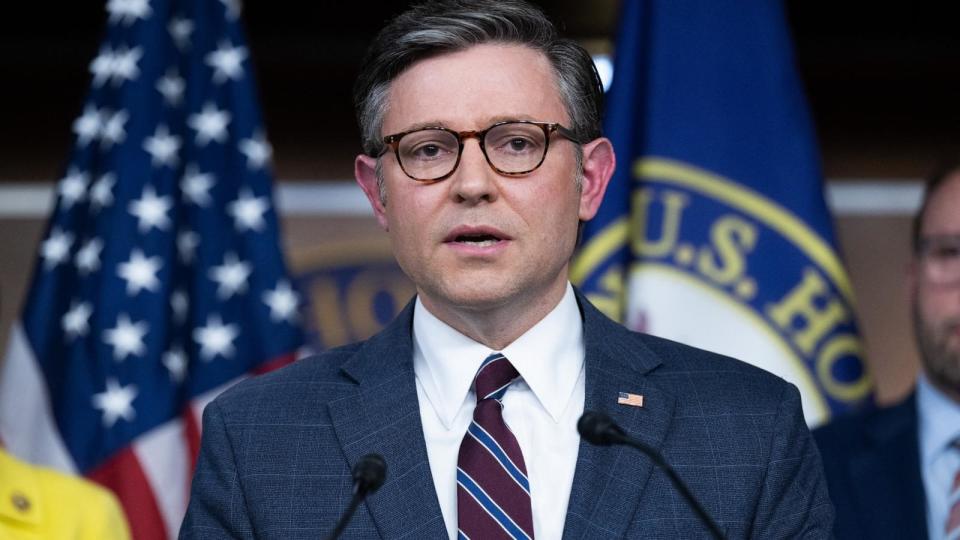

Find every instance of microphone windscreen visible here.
[577,411,623,446]
[353,453,387,494]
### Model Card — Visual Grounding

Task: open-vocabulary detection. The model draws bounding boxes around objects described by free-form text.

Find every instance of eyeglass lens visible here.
[920,234,960,285]
[397,122,548,180]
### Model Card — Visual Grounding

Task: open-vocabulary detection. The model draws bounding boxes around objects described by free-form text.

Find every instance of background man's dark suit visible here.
[181,292,832,539]
[813,396,928,539]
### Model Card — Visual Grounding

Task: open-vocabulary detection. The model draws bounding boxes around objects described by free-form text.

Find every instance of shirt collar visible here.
[413,282,585,429]
[917,373,960,467]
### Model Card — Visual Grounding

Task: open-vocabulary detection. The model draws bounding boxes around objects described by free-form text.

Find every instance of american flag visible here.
[0,0,304,538]
[617,392,644,408]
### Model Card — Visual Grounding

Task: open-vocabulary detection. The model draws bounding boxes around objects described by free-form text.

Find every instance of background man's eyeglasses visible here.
[379,120,581,182]
[917,234,960,285]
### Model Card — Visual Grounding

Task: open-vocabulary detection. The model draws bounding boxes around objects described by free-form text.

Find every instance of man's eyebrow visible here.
[391,115,550,133]
[394,120,449,132]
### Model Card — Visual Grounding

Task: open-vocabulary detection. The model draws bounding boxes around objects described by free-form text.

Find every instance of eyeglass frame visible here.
[377,120,583,183]
[916,233,960,286]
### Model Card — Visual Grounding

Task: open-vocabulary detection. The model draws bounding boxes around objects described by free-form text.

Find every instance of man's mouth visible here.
[445,226,510,248]
[454,233,501,247]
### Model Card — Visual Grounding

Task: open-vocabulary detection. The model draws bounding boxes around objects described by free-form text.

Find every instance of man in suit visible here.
[814,164,960,539]
[181,1,833,537]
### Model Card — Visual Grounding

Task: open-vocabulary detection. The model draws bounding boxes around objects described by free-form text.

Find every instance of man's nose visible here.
[450,139,499,205]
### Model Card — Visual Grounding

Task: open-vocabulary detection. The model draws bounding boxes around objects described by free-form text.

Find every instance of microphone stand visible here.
[324,454,387,540]
[579,411,726,540]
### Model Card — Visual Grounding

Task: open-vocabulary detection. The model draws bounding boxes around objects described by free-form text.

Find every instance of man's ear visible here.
[355,154,389,231]
[577,137,616,221]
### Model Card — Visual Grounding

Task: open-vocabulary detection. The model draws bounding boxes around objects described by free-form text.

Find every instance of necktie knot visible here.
[473,353,519,402]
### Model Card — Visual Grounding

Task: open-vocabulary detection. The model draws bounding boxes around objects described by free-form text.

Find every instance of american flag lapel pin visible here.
[617,392,644,407]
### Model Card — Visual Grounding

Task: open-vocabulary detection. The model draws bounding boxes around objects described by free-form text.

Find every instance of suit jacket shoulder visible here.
[813,394,927,539]
[181,300,450,539]
[562,293,834,539]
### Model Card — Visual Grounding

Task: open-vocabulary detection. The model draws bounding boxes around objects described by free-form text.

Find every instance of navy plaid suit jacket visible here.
[181,291,834,538]
[813,394,927,539]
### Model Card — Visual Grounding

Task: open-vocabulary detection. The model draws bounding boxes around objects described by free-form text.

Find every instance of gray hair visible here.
[353,0,604,160]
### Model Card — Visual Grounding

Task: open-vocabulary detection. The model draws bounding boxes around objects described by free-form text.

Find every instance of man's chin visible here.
[444,287,517,312]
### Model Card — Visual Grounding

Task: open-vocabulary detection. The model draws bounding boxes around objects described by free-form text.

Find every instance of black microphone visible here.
[324,453,387,540]
[577,411,726,540]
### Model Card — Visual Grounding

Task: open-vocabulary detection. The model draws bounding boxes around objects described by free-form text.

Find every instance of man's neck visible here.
[418,281,570,350]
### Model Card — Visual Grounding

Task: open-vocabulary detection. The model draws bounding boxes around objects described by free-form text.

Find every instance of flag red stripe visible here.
[88,447,168,540]
[252,351,297,375]
[184,404,202,489]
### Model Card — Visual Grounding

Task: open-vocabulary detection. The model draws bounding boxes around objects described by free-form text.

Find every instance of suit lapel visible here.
[327,300,448,539]
[563,294,676,539]
[847,395,928,539]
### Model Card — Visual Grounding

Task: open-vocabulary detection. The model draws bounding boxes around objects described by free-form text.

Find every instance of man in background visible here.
[815,163,960,539]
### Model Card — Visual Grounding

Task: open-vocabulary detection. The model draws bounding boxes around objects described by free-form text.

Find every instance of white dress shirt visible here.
[412,282,585,540]
[917,374,960,540]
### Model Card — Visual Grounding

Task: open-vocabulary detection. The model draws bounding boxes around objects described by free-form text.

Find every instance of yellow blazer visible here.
[0,449,131,539]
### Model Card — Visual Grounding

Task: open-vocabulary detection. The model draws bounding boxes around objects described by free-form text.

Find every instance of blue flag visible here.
[572,0,872,425]
[0,1,303,537]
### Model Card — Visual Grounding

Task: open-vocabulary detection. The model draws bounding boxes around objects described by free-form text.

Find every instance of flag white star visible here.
[106,0,152,25]
[193,314,239,361]
[168,16,193,50]
[156,69,185,107]
[209,252,251,299]
[72,105,102,146]
[41,228,74,270]
[177,230,199,264]
[62,300,93,340]
[163,345,188,383]
[75,237,103,275]
[57,168,89,209]
[129,185,173,232]
[227,188,268,232]
[90,47,143,87]
[205,41,247,84]
[171,289,189,324]
[90,173,116,212]
[219,0,242,20]
[100,109,128,148]
[238,132,272,170]
[102,314,149,361]
[92,378,138,427]
[143,125,181,168]
[188,102,231,146]
[112,47,143,85]
[90,46,115,87]
[263,280,299,323]
[170,289,190,324]
[117,248,163,295]
[181,164,215,206]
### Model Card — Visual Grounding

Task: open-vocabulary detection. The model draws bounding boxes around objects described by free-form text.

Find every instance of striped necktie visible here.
[457,353,534,540]
[947,441,960,539]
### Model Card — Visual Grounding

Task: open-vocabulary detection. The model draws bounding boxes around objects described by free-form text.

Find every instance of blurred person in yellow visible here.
[0,447,130,539]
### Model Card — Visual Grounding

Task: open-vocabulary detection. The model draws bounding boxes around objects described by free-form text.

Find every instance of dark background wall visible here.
[2,1,959,182]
